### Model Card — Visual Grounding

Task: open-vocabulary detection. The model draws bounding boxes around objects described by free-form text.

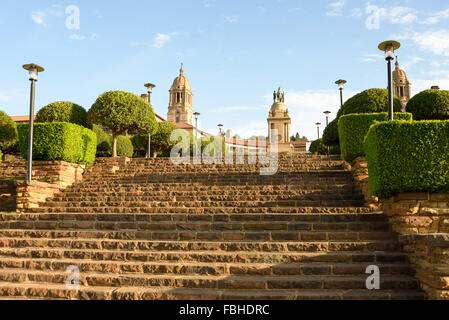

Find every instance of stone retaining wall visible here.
[0,160,85,213]
[383,193,449,300]
[382,193,449,235]
[400,234,449,300]
[346,157,379,209]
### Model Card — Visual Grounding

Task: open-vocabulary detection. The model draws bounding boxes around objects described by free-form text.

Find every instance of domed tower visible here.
[267,87,292,153]
[393,58,411,111]
[167,63,194,125]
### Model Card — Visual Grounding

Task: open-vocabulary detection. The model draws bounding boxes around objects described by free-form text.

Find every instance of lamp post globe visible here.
[315,122,322,140]
[324,111,331,127]
[335,80,347,107]
[378,40,401,120]
[22,64,44,182]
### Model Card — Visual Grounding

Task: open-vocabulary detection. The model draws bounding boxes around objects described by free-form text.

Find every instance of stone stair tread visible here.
[0,281,425,300]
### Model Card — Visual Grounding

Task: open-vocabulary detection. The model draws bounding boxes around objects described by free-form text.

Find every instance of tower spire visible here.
[180,63,184,75]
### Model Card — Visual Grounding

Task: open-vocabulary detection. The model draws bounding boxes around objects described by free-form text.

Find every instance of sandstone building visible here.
[167,63,194,126]
[267,87,292,153]
[392,58,411,111]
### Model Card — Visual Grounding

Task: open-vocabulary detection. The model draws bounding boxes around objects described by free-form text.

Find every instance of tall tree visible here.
[88,91,157,157]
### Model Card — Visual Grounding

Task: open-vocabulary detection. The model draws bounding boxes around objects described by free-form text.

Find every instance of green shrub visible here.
[92,124,111,156]
[116,135,133,158]
[88,91,157,157]
[329,145,341,155]
[131,134,148,158]
[337,88,402,117]
[0,110,18,153]
[339,112,413,163]
[0,149,3,164]
[365,120,449,198]
[36,101,88,127]
[406,89,449,120]
[17,122,96,165]
[323,88,402,147]
[322,118,339,146]
[309,139,327,155]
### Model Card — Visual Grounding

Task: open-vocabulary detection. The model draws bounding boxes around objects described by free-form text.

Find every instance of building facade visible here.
[167,63,194,125]
[267,88,292,153]
[392,58,411,111]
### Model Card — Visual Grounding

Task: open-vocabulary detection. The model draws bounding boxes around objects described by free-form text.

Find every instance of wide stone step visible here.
[48,193,365,202]
[41,200,366,208]
[54,189,360,198]
[0,269,421,291]
[28,207,373,214]
[0,247,410,264]
[0,238,402,252]
[0,212,389,223]
[0,257,413,276]
[0,229,395,242]
[0,281,425,300]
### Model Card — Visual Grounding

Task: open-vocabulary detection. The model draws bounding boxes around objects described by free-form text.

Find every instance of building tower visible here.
[167,63,194,125]
[392,57,411,112]
[267,87,292,153]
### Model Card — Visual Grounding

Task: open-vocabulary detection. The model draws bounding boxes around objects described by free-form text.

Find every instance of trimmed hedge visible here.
[0,110,18,153]
[406,89,449,120]
[323,88,402,147]
[365,120,449,198]
[116,136,133,158]
[92,124,111,157]
[322,118,339,146]
[309,139,327,155]
[337,88,402,117]
[36,101,88,127]
[329,145,341,155]
[0,149,3,164]
[339,112,413,163]
[17,122,97,165]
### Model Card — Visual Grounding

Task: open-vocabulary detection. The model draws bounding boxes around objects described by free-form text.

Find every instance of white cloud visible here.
[224,15,238,23]
[412,78,449,95]
[394,30,449,57]
[91,33,98,39]
[212,106,265,113]
[31,11,47,26]
[203,0,211,8]
[326,0,346,17]
[423,8,449,24]
[387,6,418,24]
[70,34,86,40]
[351,8,363,19]
[362,53,384,62]
[132,32,177,49]
[153,33,171,48]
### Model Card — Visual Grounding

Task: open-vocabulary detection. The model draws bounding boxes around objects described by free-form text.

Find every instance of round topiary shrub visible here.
[36,101,88,127]
[338,88,402,117]
[406,89,449,120]
[92,124,112,157]
[309,139,327,155]
[329,145,341,155]
[322,118,339,147]
[0,110,18,153]
[116,135,134,158]
[323,88,403,147]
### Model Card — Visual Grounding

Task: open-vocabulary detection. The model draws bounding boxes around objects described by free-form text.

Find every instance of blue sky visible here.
[1,0,449,139]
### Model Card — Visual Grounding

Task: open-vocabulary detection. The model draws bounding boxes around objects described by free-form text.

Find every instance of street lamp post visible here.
[218,124,223,137]
[335,80,347,107]
[378,40,401,121]
[323,111,331,155]
[193,112,200,141]
[144,83,156,159]
[316,122,321,140]
[22,63,44,182]
[324,111,331,127]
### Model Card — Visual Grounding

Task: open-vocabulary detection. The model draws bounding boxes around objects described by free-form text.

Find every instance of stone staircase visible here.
[0,154,425,300]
